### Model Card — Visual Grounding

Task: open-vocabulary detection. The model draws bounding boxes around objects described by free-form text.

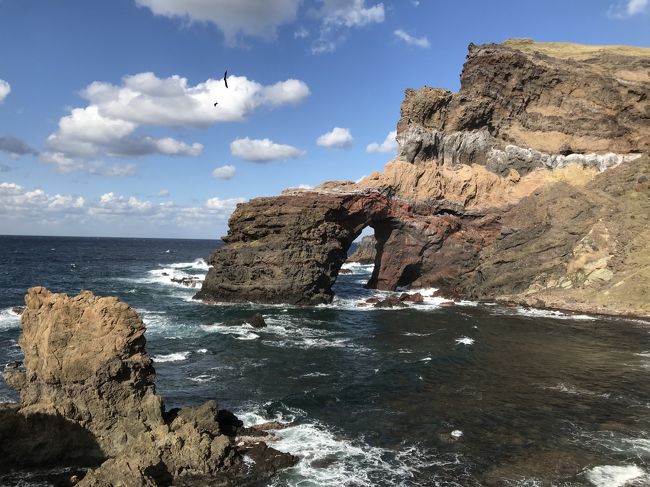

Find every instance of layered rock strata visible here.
[1,287,295,486]
[197,39,650,316]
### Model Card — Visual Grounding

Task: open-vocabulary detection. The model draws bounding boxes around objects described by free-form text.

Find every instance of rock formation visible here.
[197,39,650,317]
[347,235,377,264]
[1,287,295,486]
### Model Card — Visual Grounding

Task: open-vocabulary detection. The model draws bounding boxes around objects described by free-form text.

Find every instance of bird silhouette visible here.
[224,70,228,88]
[213,101,218,106]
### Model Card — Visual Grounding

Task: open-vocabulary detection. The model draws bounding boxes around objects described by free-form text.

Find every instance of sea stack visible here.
[0,287,295,486]
[196,39,650,317]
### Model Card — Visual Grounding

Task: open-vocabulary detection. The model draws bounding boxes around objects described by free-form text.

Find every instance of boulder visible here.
[0,287,295,486]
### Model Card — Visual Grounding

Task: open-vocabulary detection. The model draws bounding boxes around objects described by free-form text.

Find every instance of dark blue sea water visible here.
[1,235,650,486]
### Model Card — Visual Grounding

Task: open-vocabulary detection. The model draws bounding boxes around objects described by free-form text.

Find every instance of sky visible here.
[0,0,648,239]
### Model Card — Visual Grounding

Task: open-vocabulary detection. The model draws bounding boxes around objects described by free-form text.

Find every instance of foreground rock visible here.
[1,287,295,486]
[197,39,650,317]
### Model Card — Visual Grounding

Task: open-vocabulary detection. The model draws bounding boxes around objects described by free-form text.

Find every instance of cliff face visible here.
[197,39,650,316]
[348,235,377,264]
[1,287,295,486]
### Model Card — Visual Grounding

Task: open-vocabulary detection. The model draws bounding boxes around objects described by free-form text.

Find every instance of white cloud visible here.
[0,181,247,237]
[394,29,430,48]
[366,130,398,153]
[83,72,310,128]
[230,137,305,162]
[206,196,246,210]
[0,182,85,215]
[158,189,170,197]
[316,127,353,148]
[212,164,236,179]
[320,0,385,27]
[627,0,648,14]
[608,0,648,16]
[135,0,301,41]
[39,152,137,177]
[0,79,10,103]
[44,72,308,174]
[294,27,309,39]
[312,0,384,54]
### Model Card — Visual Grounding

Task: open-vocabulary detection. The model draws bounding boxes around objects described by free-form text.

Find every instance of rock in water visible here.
[196,39,650,317]
[347,235,377,264]
[1,287,295,486]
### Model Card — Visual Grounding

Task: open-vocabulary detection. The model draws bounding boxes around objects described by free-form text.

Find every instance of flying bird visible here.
[213,101,218,106]
[224,70,228,89]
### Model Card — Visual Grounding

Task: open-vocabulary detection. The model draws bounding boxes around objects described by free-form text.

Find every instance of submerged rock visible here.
[223,313,267,328]
[0,287,295,486]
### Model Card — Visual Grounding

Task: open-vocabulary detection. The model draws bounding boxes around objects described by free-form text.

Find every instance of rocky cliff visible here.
[348,235,377,264]
[1,287,295,486]
[197,39,650,316]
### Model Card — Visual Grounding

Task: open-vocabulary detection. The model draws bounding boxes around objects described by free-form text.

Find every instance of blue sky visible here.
[0,0,648,238]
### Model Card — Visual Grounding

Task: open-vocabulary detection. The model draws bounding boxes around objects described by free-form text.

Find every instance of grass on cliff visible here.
[503,38,650,60]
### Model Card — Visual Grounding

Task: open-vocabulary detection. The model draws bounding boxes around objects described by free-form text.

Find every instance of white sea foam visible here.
[197,348,208,354]
[585,465,646,487]
[451,430,463,438]
[455,337,475,346]
[329,286,478,312]
[0,307,21,330]
[153,351,190,363]
[200,323,260,341]
[508,307,596,321]
[340,262,375,273]
[189,374,215,383]
[169,258,209,271]
[260,419,449,487]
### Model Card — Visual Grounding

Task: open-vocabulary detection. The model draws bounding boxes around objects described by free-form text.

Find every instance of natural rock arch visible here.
[195,191,452,305]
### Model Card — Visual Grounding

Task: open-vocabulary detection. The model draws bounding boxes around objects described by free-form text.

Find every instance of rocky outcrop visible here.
[1,287,295,486]
[347,235,377,264]
[197,39,650,316]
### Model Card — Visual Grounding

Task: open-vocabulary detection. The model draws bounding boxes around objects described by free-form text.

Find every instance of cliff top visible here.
[502,38,650,61]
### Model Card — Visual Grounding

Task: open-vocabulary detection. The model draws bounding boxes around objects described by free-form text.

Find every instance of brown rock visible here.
[1,287,294,486]
[195,40,650,318]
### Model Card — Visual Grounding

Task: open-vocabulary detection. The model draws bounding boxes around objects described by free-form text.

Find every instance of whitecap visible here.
[510,307,596,321]
[197,348,208,354]
[266,421,446,487]
[0,307,21,331]
[201,323,260,341]
[189,374,215,383]
[451,430,463,438]
[455,337,475,346]
[585,465,646,487]
[169,258,209,271]
[340,262,375,273]
[153,351,190,363]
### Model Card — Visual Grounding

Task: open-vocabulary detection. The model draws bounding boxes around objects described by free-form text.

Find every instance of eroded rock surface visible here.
[197,39,650,316]
[1,287,295,486]
[348,235,377,264]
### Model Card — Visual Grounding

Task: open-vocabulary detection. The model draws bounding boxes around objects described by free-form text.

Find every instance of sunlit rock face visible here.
[2,287,296,486]
[197,39,650,316]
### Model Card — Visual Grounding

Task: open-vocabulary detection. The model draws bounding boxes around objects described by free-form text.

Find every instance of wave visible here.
[200,323,260,341]
[169,258,209,271]
[327,287,478,312]
[0,307,21,331]
[238,406,464,487]
[499,307,597,321]
[455,337,475,346]
[152,351,190,363]
[585,465,647,487]
[340,262,375,273]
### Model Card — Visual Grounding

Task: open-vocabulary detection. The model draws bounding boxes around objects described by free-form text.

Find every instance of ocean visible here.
[1,235,649,486]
